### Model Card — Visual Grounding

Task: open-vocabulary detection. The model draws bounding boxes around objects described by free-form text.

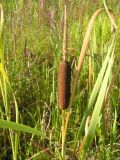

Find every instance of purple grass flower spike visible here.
[49,8,55,20]
[41,0,45,9]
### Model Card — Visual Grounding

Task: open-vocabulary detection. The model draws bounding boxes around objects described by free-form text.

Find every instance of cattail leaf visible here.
[74,40,114,149]
[81,51,114,157]
[88,41,114,111]
[0,119,47,138]
[0,3,4,65]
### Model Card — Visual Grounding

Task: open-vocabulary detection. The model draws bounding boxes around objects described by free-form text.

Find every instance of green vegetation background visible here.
[0,0,120,159]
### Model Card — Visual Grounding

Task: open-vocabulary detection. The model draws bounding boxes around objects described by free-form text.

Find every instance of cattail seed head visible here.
[58,60,71,110]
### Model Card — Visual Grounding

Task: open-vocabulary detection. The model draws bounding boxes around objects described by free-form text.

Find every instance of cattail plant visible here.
[58,6,71,110]
[63,6,117,149]
[58,5,71,158]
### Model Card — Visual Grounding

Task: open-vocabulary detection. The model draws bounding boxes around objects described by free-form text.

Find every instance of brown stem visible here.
[63,5,67,61]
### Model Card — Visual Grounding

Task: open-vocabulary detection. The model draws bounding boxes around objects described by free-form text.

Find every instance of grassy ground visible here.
[0,0,120,159]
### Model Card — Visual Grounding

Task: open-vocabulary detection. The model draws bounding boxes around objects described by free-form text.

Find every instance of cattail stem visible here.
[58,4,71,110]
[61,5,67,159]
[62,110,65,158]
[63,5,67,61]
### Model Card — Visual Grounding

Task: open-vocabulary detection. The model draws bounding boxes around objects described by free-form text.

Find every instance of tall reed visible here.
[58,5,71,158]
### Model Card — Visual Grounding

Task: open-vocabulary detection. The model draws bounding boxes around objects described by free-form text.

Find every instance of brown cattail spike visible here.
[58,60,71,110]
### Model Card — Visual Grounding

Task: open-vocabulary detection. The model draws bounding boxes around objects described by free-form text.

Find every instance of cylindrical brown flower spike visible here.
[58,60,71,110]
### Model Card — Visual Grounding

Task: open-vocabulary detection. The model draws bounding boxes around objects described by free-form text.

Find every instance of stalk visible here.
[61,110,65,158]
[61,5,67,159]
[58,5,71,159]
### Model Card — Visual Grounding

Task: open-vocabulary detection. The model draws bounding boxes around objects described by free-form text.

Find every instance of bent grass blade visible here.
[74,41,115,150]
[78,50,114,158]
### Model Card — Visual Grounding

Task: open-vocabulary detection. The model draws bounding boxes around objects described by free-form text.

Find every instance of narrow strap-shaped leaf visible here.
[81,52,114,157]
[0,4,4,65]
[0,119,48,139]
[74,41,114,149]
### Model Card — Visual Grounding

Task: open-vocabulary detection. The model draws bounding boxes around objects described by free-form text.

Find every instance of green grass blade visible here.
[81,51,114,158]
[88,41,114,111]
[0,4,4,65]
[0,119,47,138]
[0,63,19,122]
[110,107,117,157]
[0,64,10,85]
[112,108,117,137]
[74,41,114,150]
